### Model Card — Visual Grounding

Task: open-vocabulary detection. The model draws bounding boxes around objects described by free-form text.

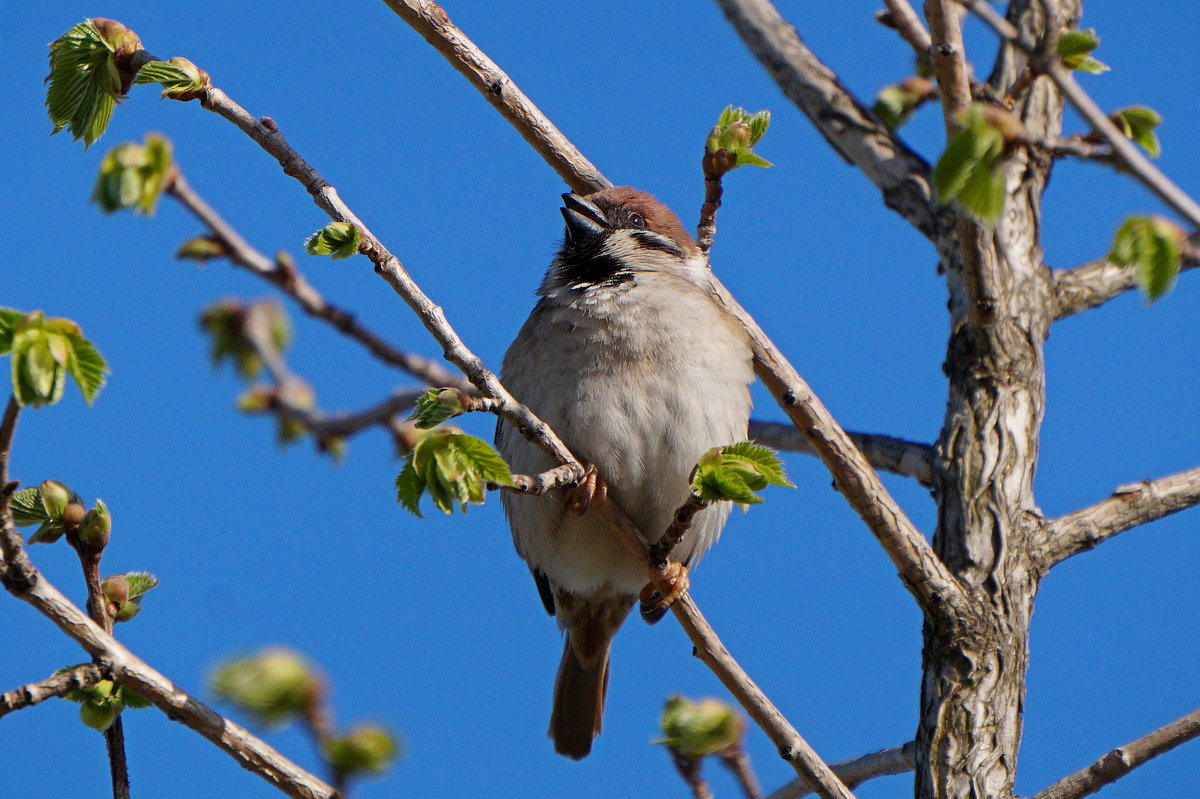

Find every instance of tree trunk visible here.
[917,2,1082,798]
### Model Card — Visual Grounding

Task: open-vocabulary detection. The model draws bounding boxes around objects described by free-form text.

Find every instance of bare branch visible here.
[671,749,715,799]
[697,153,726,255]
[749,420,936,486]
[720,744,764,799]
[714,0,946,240]
[961,0,1200,230]
[304,389,427,441]
[712,282,968,623]
[767,741,916,799]
[379,0,607,195]
[1037,464,1200,569]
[879,0,933,62]
[166,170,474,393]
[1052,244,1199,320]
[0,664,106,719]
[1030,706,1200,799]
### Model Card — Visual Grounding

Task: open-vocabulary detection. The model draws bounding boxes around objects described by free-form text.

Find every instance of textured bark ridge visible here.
[918,2,1082,798]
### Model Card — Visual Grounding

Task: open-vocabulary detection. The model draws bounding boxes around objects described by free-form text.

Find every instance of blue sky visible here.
[3,2,1199,797]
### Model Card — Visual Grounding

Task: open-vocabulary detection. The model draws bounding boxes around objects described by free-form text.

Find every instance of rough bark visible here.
[917,2,1080,799]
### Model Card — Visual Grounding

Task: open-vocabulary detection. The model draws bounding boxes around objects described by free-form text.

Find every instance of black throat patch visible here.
[553,233,634,289]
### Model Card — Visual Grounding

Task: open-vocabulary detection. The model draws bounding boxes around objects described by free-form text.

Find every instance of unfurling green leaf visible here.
[409,388,466,429]
[124,571,159,600]
[305,222,362,260]
[395,430,513,517]
[322,724,401,778]
[704,106,773,175]
[933,104,1013,222]
[3,310,108,407]
[132,56,210,100]
[211,648,319,727]
[93,133,174,215]
[872,77,935,130]
[1111,106,1163,158]
[691,441,793,510]
[45,19,140,147]
[1057,29,1109,74]
[10,487,49,527]
[658,695,744,758]
[1109,215,1185,302]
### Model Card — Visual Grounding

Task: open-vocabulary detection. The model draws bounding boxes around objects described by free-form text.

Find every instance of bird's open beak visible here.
[560,193,609,242]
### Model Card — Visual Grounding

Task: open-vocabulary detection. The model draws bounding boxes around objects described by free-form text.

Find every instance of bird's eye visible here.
[627,212,646,229]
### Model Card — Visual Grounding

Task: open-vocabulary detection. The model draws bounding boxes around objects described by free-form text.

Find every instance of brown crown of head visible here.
[587,187,699,257]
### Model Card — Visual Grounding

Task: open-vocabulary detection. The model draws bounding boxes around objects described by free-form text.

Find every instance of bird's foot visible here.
[565,464,606,517]
[639,561,690,624]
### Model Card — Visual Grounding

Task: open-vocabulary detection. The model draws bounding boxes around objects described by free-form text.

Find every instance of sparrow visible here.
[496,187,754,759]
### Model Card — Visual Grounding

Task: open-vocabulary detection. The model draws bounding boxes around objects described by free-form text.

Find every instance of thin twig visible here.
[715,0,945,240]
[960,0,1200,230]
[749,420,937,486]
[697,152,727,254]
[64,529,130,799]
[1036,463,1200,569]
[166,165,475,394]
[1051,242,1199,320]
[671,749,715,799]
[1030,706,1200,799]
[378,1,607,195]
[0,664,106,719]
[720,743,764,799]
[766,741,917,799]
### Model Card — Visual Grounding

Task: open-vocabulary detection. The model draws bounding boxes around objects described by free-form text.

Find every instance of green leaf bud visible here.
[322,723,401,777]
[79,498,112,550]
[658,695,744,758]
